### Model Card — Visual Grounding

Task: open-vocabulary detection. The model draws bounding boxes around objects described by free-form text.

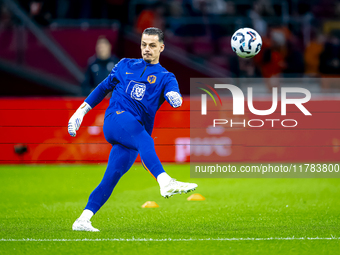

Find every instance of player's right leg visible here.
[72,144,138,232]
[104,110,197,198]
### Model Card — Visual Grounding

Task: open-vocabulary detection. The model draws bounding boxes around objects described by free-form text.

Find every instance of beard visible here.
[143,53,152,63]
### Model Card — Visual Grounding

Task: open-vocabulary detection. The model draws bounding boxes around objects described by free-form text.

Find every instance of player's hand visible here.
[68,113,83,137]
[68,102,92,137]
[165,91,182,108]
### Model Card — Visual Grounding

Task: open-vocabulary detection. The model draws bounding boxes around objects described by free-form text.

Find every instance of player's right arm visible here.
[68,58,126,137]
[163,73,182,108]
[67,102,92,137]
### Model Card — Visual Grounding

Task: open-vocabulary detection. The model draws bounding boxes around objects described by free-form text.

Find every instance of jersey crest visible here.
[147,75,156,84]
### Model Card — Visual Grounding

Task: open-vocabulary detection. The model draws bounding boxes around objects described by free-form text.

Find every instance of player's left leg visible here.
[72,144,138,232]
[85,144,138,213]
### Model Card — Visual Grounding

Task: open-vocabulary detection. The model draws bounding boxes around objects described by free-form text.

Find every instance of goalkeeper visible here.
[68,27,197,232]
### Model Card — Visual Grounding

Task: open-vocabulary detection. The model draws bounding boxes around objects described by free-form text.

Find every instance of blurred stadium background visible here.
[1,0,340,164]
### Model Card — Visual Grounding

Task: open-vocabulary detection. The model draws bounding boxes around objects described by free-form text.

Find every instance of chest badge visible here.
[147,75,157,84]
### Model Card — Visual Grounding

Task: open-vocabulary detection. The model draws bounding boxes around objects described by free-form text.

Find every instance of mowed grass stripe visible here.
[1,237,340,242]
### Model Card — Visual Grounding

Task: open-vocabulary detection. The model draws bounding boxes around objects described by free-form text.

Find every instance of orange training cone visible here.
[141,201,159,208]
[187,193,205,201]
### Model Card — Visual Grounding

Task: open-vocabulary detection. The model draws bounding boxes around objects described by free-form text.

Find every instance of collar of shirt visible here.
[141,59,161,67]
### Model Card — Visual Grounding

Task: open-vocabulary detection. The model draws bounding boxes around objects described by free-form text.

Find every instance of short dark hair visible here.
[142,27,164,43]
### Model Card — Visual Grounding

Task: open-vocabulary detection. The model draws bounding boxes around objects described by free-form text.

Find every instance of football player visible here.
[68,27,197,232]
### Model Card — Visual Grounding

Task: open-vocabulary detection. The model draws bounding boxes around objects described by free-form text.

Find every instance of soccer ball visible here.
[231,28,262,58]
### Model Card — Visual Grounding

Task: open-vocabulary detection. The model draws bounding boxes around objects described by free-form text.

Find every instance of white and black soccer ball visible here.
[231,28,262,58]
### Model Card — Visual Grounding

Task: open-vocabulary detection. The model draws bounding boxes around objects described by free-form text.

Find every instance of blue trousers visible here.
[85,110,165,214]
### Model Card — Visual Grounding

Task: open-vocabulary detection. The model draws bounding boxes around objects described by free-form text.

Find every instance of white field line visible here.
[0,237,339,242]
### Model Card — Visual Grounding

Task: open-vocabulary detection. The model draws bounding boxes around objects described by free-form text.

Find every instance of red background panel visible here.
[1,97,339,164]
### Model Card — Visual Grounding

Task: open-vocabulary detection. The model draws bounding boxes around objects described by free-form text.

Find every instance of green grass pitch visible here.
[0,164,339,254]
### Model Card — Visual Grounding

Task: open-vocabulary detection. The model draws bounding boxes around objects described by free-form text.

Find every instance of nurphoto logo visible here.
[200,84,312,128]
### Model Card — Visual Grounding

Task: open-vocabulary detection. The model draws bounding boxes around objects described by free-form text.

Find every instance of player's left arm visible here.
[68,59,125,137]
[163,73,182,108]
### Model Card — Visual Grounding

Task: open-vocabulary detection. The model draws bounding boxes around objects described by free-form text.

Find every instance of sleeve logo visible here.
[147,75,157,84]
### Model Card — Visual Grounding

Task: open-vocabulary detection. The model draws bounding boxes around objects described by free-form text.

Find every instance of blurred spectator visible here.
[167,1,187,36]
[249,1,268,36]
[319,32,340,75]
[217,1,237,37]
[182,0,197,16]
[304,31,325,76]
[0,3,12,30]
[205,0,228,54]
[29,0,53,26]
[189,0,227,16]
[260,28,287,78]
[256,27,288,91]
[249,0,275,36]
[225,1,236,16]
[256,0,275,16]
[82,36,118,96]
[204,0,227,16]
[185,0,227,54]
[135,3,165,34]
[57,0,108,19]
[282,39,305,76]
[170,2,206,37]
